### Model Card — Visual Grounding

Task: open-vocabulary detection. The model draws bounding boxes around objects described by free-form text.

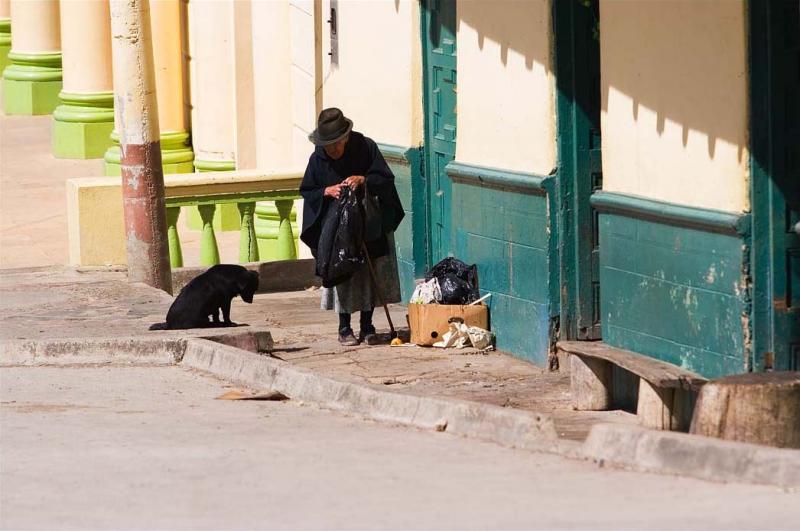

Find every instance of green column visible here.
[275,199,298,261]
[165,206,183,268]
[185,159,239,231]
[237,202,259,263]
[104,130,194,176]
[0,19,10,76]
[197,204,220,266]
[3,51,62,115]
[52,91,114,159]
[254,201,299,260]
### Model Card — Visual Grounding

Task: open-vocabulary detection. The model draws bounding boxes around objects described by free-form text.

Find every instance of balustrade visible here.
[161,170,303,267]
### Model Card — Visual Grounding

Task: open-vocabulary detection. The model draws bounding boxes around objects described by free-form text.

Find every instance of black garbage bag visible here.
[426,257,480,304]
[425,257,479,287]
[315,187,366,288]
[437,273,478,305]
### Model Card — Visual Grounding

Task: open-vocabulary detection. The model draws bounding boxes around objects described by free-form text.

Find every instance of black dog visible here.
[149,264,260,330]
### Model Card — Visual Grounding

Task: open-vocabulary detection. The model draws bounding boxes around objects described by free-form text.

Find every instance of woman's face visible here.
[323,135,348,160]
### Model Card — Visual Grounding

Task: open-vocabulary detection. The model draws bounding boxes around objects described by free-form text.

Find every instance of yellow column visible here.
[185,0,238,231]
[189,0,236,171]
[52,0,114,159]
[0,0,11,76]
[3,0,61,115]
[104,0,193,175]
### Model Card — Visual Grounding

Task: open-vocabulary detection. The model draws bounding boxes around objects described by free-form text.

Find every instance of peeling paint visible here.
[705,264,717,284]
[740,242,753,372]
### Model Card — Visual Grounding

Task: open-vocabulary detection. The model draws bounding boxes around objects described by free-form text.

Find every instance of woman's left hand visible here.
[343,175,365,189]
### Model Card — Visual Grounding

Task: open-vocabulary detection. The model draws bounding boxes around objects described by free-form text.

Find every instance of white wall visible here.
[455,0,556,175]
[600,0,749,213]
[319,0,422,147]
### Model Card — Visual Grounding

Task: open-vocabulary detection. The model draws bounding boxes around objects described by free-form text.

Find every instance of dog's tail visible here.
[148,322,169,331]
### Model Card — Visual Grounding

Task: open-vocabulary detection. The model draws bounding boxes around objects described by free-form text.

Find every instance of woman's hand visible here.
[343,175,365,189]
[324,184,343,199]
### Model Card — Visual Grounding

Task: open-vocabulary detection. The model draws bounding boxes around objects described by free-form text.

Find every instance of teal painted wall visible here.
[448,166,554,366]
[379,144,426,302]
[595,193,750,378]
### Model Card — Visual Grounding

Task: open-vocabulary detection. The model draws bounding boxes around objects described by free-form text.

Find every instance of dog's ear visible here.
[238,270,260,303]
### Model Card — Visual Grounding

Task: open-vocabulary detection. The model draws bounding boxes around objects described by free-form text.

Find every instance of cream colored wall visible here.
[0,0,10,19]
[319,0,422,147]
[9,0,60,53]
[188,0,236,163]
[455,0,555,175]
[289,0,317,165]
[600,0,749,213]
[59,0,112,94]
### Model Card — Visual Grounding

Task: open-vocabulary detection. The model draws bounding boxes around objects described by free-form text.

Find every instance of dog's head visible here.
[238,270,260,303]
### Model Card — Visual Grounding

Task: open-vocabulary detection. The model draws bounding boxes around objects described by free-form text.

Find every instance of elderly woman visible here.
[299,108,404,346]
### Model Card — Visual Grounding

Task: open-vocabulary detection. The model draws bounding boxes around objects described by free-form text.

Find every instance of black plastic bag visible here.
[315,187,366,287]
[437,273,477,305]
[425,257,478,286]
[426,257,480,304]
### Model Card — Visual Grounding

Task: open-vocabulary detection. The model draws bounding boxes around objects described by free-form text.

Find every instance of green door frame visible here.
[553,0,602,341]
[419,0,458,269]
[749,0,800,371]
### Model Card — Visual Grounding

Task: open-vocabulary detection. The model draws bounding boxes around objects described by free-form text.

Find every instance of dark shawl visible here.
[299,131,404,255]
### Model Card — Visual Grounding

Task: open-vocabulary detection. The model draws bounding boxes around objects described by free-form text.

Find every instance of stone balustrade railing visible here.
[67,169,304,267]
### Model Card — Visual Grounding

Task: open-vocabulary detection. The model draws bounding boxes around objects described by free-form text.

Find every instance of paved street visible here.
[2,366,799,531]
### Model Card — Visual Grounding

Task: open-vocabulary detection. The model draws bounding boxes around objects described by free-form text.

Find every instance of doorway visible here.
[555,0,603,341]
[751,0,800,371]
[420,0,457,266]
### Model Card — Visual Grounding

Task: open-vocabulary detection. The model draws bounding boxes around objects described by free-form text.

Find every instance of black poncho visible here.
[299,131,405,255]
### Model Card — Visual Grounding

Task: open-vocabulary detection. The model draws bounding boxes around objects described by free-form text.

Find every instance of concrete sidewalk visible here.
[0,265,636,441]
[0,115,241,269]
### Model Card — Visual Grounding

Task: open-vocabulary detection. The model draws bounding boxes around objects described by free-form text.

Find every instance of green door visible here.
[752,0,800,370]
[421,0,457,265]
[555,0,603,340]
[769,1,800,370]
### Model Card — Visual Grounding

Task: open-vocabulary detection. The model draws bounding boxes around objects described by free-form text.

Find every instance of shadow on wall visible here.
[600,1,748,161]
[421,0,749,163]
[432,0,551,72]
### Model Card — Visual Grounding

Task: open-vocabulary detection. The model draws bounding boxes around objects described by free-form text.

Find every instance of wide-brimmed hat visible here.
[308,108,353,146]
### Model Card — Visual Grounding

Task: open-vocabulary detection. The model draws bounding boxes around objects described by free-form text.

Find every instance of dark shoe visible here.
[358,326,380,345]
[338,329,359,346]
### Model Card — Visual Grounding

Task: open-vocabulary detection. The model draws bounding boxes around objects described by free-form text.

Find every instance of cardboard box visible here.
[408,303,489,346]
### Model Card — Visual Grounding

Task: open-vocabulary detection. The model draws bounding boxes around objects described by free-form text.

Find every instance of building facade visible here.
[3,0,798,377]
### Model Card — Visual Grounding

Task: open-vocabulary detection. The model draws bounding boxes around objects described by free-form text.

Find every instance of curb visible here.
[180,338,563,453]
[582,423,800,488]
[6,332,797,489]
[0,329,273,366]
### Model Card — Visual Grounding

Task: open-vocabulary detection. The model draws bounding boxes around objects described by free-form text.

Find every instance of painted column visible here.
[53,0,114,159]
[186,0,238,232]
[105,0,193,175]
[0,0,11,76]
[110,0,172,293]
[3,0,61,115]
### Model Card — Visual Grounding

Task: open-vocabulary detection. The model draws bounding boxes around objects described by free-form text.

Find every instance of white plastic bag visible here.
[433,322,494,350]
[409,277,442,304]
[433,321,471,348]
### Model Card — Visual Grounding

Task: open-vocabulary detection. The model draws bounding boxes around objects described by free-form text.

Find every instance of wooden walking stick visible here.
[361,241,397,339]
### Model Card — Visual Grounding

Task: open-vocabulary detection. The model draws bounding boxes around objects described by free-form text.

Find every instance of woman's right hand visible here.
[324,184,342,199]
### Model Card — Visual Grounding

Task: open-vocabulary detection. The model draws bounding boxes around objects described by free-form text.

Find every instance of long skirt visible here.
[320,232,402,314]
